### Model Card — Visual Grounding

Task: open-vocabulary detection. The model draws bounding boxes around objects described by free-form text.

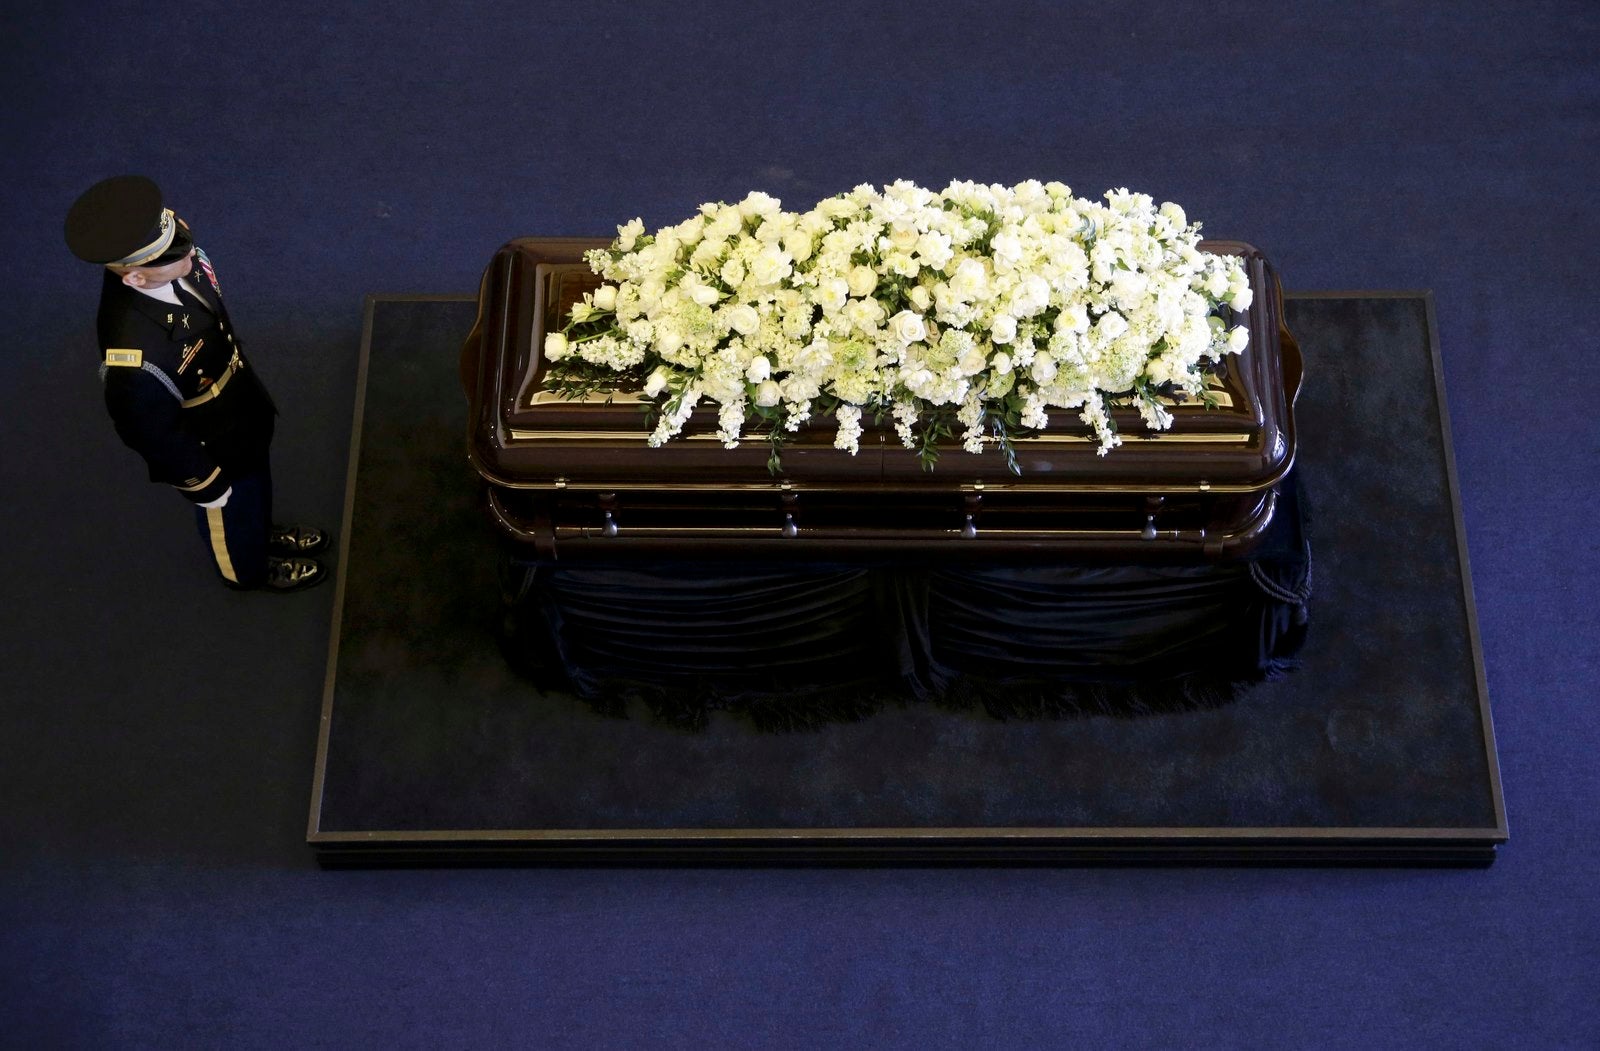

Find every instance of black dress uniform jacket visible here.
[98,249,276,504]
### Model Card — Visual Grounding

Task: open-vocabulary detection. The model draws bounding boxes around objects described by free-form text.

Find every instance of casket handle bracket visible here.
[598,491,619,538]
[780,490,800,538]
[962,491,983,539]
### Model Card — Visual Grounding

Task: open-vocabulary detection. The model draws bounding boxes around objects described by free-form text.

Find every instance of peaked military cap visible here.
[65,175,193,267]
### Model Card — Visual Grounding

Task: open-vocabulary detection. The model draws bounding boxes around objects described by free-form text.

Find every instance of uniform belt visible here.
[181,353,244,408]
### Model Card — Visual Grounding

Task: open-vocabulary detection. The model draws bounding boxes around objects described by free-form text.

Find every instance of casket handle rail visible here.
[483,486,1276,560]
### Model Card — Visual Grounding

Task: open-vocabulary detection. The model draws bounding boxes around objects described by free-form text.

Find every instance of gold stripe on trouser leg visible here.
[205,505,240,583]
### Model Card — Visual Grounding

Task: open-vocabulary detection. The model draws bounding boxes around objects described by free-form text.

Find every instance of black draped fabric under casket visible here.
[500,476,1311,729]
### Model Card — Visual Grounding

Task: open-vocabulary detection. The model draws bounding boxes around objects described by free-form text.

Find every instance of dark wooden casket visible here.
[461,238,1301,563]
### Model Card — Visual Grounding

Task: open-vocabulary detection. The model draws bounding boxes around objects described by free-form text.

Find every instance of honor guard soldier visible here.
[66,175,327,592]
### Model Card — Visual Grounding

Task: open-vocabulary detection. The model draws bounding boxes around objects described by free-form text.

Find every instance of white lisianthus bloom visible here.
[885,251,919,278]
[990,313,1018,345]
[915,230,954,272]
[543,332,570,359]
[887,223,919,251]
[847,265,878,298]
[739,190,781,218]
[707,206,744,240]
[689,239,723,272]
[844,297,886,332]
[593,285,618,311]
[816,277,850,313]
[949,257,989,300]
[569,302,596,323]
[616,218,645,252]
[887,310,928,346]
[750,245,793,286]
[728,303,761,335]
[991,228,1024,271]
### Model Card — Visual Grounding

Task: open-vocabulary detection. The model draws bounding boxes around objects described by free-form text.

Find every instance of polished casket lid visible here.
[463,237,1300,498]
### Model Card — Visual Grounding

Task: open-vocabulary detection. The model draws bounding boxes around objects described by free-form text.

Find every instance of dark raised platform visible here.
[308,292,1505,865]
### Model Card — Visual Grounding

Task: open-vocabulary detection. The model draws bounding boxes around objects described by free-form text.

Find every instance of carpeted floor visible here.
[2,3,1595,1046]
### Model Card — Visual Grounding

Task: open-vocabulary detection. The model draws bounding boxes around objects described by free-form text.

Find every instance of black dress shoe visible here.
[269,523,329,555]
[263,556,327,592]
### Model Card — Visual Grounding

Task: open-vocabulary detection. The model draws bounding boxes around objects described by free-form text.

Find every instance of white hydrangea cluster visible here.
[545,180,1254,459]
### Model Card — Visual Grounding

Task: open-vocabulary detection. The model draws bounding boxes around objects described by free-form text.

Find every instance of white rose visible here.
[728,304,761,335]
[888,310,928,345]
[847,265,878,298]
[1227,325,1250,353]
[990,314,1018,345]
[888,223,919,250]
[754,379,782,407]
[1229,285,1254,311]
[1058,302,1090,333]
[991,352,1013,375]
[643,368,669,397]
[543,332,569,359]
[720,257,746,287]
[1159,201,1187,229]
[1096,310,1129,341]
[909,285,932,311]
[746,355,772,382]
[592,285,618,311]
[689,283,721,307]
[1031,354,1058,383]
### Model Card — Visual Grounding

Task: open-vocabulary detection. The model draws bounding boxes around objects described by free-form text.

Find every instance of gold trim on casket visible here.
[461,237,1301,561]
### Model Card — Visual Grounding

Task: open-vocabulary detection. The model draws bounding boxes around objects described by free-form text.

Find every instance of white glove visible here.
[197,486,233,509]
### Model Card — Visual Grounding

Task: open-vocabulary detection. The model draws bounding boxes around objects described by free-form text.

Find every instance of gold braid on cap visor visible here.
[112,208,177,267]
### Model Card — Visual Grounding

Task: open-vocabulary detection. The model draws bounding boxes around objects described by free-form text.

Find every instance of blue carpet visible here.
[2,2,1596,1046]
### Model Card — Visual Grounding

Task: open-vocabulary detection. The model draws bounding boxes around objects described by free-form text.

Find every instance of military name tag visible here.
[105,349,143,367]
